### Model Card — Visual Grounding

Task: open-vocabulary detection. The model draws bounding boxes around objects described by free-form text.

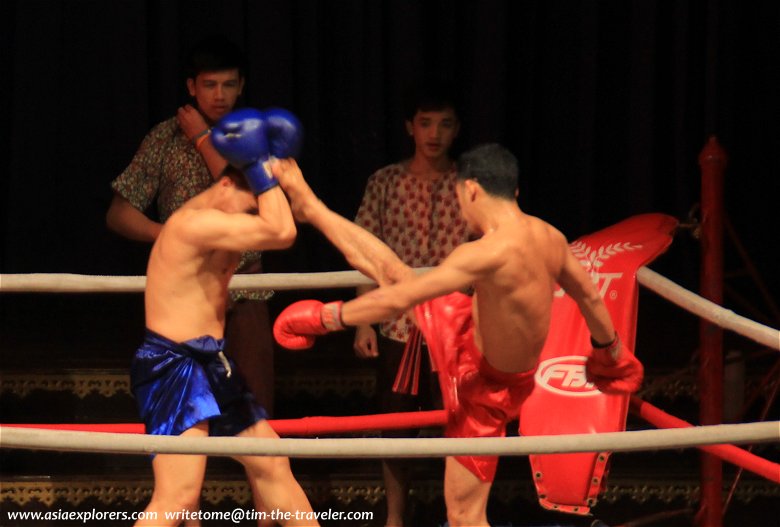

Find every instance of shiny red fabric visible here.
[414,292,536,482]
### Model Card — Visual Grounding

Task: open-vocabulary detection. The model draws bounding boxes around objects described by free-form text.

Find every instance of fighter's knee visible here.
[444,491,471,524]
[242,454,292,481]
[446,506,487,527]
[444,478,489,526]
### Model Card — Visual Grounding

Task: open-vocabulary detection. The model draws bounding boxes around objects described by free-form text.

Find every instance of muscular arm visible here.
[306,199,413,286]
[340,238,497,327]
[180,186,296,252]
[555,233,643,392]
[273,159,413,287]
[272,158,499,327]
[557,239,616,344]
[255,184,298,248]
[105,193,162,242]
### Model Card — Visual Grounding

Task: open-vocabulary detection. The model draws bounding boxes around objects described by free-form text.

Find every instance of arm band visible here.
[193,128,211,150]
[590,332,618,349]
[320,301,346,331]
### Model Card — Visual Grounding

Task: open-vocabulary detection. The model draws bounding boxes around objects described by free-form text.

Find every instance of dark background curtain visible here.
[2,0,778,303]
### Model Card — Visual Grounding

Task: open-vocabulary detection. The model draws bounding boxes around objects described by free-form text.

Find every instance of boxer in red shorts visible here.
[270,145,643,527]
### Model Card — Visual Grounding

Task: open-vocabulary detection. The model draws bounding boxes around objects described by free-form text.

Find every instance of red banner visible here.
[519,213,678,514]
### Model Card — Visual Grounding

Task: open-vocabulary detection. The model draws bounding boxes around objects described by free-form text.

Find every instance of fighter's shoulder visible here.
[164,207,219,237]
[546,223,569,248]
[445,235,505,274]
[532,220,576,278]
[153,210,207,260]
[525,215,567,245]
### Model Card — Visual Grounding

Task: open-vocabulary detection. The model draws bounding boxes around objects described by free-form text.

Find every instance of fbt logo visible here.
[535,355,600,397]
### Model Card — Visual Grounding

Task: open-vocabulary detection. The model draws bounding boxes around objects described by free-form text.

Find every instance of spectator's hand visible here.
[353,325,378,358]
[177,104,210,142]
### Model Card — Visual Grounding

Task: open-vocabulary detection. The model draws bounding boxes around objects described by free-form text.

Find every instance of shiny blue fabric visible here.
[131,330,267,437]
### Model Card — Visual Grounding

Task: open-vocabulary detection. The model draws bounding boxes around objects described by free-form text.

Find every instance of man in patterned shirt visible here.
[105,36,278,522]
[352,84,468,526]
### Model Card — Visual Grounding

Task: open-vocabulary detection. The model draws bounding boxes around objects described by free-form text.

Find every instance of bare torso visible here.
[470,214,566,373]
[144,208,240,342]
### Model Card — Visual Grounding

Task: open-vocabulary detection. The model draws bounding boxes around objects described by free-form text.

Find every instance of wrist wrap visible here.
[320,301,345,331]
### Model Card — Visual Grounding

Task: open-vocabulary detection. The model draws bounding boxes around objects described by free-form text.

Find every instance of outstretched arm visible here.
[340,239,492,325]
[273,234,494,350]
[272,159,413,286]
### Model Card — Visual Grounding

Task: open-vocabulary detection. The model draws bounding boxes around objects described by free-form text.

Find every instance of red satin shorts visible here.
[414,292,536,482]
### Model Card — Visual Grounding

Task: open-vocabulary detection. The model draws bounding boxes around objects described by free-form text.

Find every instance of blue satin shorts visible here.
[131,330,267,437]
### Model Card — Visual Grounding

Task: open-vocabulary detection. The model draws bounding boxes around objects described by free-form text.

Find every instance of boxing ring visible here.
[2,265,779,515]
[1,138,779,525]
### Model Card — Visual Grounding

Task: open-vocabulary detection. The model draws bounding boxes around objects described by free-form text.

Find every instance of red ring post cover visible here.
[519,213,678,515]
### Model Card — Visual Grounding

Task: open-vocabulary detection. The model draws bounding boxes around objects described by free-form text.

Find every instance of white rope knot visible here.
[217,351,232,378]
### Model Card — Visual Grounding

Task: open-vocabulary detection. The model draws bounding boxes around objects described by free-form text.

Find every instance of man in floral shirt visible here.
[353,85,468,526]
[106,36,277,447]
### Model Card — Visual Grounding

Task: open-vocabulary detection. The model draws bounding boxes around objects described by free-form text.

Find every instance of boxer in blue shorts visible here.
[131,330,267,439]
[269,147,642,527]
[130,108,318,526]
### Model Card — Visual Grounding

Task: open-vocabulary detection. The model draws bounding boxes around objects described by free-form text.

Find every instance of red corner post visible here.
[697,136,727,527]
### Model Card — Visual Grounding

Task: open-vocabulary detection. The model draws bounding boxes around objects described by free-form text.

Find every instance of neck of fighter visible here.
[470,197,523,236]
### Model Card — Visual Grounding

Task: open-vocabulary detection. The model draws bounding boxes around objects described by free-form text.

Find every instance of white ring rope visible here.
[1,422,777,458]
[637,267,780,350]
[2,267,778,350]
[0,271,377,293]
[2,267,779,460]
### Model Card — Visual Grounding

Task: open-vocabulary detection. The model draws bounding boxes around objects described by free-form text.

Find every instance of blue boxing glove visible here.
[211,108,276,195]
[264,108,303,159]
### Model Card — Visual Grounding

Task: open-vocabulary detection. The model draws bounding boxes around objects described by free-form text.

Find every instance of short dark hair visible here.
[185,35,247,80]
[223,166,251,191]
[456,144,518,200]
[403,80,459,122]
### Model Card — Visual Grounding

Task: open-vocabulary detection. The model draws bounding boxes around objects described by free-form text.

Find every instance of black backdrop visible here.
[2,0,779,301]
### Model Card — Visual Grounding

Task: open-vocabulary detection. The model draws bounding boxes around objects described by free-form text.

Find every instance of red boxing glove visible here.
[273,300,345,350]
[585,333,644,393]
